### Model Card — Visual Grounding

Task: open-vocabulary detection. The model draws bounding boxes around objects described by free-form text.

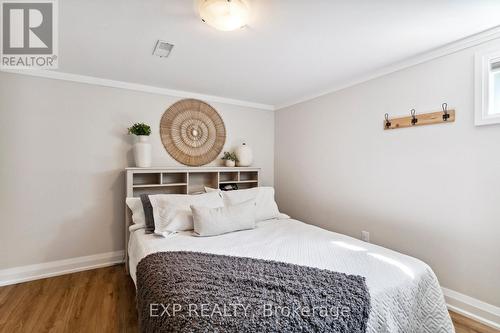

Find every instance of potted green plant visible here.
[128,123,151,136]
[128,123,152,167]
[221,151,238,167]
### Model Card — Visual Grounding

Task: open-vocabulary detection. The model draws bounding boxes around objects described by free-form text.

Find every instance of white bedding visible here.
[129,218,454,333]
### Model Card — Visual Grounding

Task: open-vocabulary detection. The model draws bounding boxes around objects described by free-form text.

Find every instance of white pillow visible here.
[191,200,256,237]
[149,191,224,236]
[204,186,219,193]
[125,197,145,227]
[221,187,282,221]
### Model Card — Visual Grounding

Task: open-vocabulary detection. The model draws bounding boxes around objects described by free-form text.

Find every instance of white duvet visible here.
[129,218,454,333]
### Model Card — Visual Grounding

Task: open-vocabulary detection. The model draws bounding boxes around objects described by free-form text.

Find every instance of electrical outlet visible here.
[361,231,370,243]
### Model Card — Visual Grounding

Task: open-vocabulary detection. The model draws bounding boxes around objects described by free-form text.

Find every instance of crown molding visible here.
[276,25,500,110]
[0,69,275,111]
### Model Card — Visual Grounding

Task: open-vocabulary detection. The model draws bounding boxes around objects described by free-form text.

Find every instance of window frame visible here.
[474,49,500,126]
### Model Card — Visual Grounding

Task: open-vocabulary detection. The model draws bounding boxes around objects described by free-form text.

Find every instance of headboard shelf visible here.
[124,166,261,272]
[219,180,258,184]
[126,166,260,197]
[219,171,238,182]
[132,183,187,188]
[125,166,259,171]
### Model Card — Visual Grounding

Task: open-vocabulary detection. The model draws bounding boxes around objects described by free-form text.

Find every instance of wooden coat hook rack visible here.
[384,103,455,130]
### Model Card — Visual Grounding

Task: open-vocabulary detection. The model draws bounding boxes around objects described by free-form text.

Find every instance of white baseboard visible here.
[443,287,500,330]
[0,250,124,287]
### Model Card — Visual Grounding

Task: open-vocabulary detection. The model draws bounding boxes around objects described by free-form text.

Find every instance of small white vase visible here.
[235,143,253,167]
[133,135,152,167]
[225,160,236,167]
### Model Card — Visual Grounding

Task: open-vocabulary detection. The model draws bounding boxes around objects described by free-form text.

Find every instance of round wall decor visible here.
[160,99,226,166]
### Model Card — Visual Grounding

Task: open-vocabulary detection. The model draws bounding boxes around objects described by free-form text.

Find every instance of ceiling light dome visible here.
[198,0,250,31]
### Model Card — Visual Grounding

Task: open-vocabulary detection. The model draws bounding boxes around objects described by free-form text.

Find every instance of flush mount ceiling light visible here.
[197,0,250,31]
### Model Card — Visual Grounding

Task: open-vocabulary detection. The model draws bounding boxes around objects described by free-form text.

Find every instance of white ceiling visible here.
[59,0,500,107]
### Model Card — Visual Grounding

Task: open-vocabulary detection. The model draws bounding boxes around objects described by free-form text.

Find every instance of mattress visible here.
[128,218,454,332]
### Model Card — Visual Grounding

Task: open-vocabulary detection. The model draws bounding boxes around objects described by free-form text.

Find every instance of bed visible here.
[128,217,454,332]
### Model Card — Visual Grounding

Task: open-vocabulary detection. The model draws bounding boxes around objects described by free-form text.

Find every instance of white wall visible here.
[0,72,274,269]
[275,39,500,307]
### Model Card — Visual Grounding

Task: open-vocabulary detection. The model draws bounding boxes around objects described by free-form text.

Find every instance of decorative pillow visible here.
[204,186,219,193]
[221,187,281,221]
[125,197,155,233]
[191,200,256,237]
[140,194,155,234]
[125,197,146,226]
[148,191,224,236]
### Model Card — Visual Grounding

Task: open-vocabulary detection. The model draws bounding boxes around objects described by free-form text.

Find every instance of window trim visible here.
[474,49,500,126]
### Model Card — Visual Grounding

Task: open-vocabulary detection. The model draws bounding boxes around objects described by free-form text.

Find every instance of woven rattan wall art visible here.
[160,99,226,166]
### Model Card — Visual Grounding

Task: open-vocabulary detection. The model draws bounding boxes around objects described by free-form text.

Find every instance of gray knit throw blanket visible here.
[136,251,370,333]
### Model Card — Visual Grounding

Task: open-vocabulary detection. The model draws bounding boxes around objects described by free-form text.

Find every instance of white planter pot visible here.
[133,135,152,167]
[225,160,236,167]
[235,143,253,167]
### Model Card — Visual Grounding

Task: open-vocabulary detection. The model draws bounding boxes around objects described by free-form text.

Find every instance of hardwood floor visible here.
[0,265,137,332]
[451,311,500,333]
[0,265,497,333]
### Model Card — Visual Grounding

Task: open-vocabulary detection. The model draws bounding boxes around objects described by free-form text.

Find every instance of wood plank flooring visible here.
[451,311,500,333]
[0,265,137,332]
[0,265,497,333]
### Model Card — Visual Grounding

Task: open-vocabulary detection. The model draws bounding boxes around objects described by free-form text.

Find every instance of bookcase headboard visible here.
[124,166,260,271]
[126,167,259,197]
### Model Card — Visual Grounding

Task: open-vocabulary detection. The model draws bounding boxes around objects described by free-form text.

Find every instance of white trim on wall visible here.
[447,305,500,330]
[0,251,124,287]
[0,69,275,111]
[276,25,500,110]
[443,287,500,330]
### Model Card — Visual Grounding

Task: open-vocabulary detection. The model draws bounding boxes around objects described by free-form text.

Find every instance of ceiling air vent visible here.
[152,40,174,58]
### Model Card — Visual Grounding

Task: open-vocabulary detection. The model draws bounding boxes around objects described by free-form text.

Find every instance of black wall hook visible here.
[442,103,450,121]
[384,113,391,128]
[410,109,418,125]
